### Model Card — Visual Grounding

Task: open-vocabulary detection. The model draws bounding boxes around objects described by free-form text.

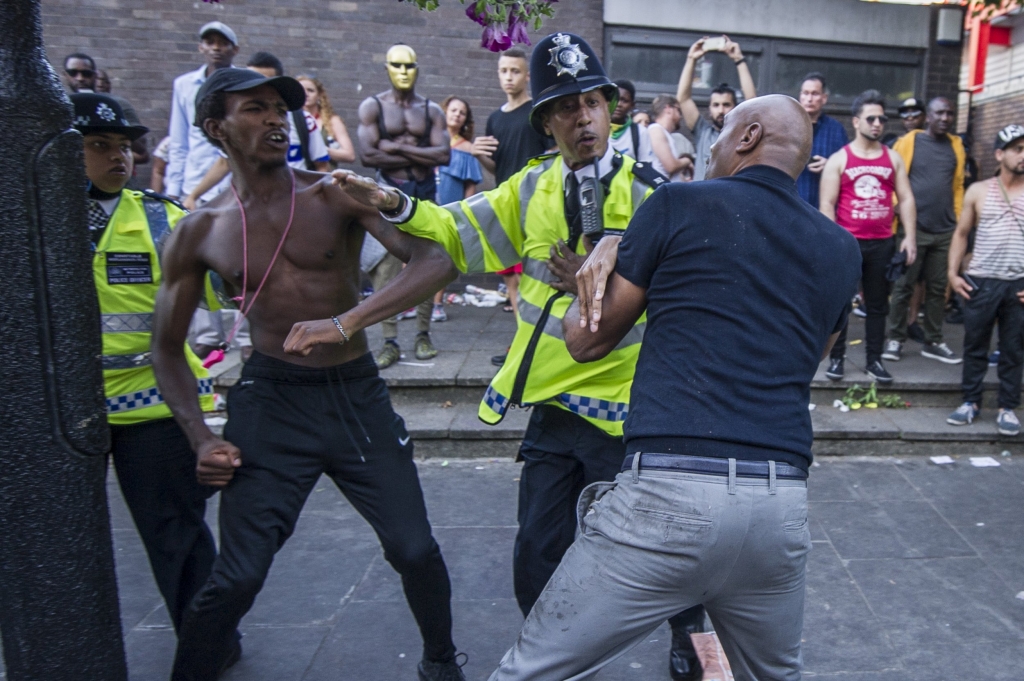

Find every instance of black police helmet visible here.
[529,32,618,136]
[71,93,149,141]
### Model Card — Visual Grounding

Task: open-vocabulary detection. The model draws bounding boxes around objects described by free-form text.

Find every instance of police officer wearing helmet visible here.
[330,32,706,681]
[72,93,225,647]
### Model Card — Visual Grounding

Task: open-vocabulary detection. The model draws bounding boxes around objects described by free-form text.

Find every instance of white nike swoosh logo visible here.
[398,435,411,446]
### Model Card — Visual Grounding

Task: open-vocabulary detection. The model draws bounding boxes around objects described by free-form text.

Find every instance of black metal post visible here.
[0,0,127,678]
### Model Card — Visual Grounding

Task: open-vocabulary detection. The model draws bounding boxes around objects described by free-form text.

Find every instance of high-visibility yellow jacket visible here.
[93,189,214,425]
[395,152,658,436]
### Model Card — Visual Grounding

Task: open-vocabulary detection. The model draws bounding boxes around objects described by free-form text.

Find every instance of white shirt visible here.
[609,122,655,165]
[648,123,694,182]
[166,64,233,201]
[560,144,616,188]
[287,110,330,170]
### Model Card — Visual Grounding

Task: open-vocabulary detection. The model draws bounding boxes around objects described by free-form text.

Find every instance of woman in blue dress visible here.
[432,96,483,321]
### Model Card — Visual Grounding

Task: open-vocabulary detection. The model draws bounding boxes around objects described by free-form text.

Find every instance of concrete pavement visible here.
[4,455,1022,680]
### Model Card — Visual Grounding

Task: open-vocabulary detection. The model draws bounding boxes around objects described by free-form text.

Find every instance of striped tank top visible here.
[968,180,1024,281]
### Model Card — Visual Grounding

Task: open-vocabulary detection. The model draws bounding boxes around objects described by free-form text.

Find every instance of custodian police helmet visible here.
[70,92,149,141]
[528,32,618,135]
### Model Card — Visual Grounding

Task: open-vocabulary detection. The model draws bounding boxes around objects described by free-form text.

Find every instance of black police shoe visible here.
[825,357,844,381]
[669,626,703,681]
[418,653,467,681]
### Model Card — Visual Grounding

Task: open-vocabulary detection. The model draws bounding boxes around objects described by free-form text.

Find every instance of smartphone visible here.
[703,36,726,52]
[962,273,980,294]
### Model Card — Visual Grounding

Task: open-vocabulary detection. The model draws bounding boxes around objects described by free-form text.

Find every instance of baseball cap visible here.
[898,97,924,114]
[199,21,238,46]
[995,124,1024,150]
[194,68,306,118]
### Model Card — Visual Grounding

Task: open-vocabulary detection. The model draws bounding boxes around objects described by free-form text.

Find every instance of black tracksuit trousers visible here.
[171,352,455,680]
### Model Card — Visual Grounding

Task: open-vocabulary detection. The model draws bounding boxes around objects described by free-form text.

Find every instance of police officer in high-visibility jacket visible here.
[72,93,222,641]
[330,34,707,680]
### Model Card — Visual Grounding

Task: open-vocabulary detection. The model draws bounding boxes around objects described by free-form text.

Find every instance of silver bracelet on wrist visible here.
[331,316,350,344]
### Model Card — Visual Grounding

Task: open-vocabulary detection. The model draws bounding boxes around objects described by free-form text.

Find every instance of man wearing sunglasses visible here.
[64,52,97,92]
[64,53,150,171]
[820,90,917,384]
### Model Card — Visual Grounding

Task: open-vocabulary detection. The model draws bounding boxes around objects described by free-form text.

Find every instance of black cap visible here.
[528,33,618,135]
[995,124,1024,150]
[71,92,148,141]
[898,97,924,114]
[194,68,306,120]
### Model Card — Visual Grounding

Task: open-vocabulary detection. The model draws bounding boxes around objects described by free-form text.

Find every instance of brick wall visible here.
[40,0,603,177]
[969,92,1024,180]
[923,6,962,104]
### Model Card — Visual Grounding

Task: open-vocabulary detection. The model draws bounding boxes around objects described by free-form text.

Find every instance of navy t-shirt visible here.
[616,165,861,470]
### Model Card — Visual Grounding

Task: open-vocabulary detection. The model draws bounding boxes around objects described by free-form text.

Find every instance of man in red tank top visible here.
[820,90,917,383]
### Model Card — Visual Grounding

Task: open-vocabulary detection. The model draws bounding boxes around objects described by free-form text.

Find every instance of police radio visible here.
[578,158,604,241]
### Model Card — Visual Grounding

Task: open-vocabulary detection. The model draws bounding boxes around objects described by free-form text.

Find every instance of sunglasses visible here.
[864,115,889,124]
[388,62,417,70]
[900,111,922,119]
[66,68,94,78]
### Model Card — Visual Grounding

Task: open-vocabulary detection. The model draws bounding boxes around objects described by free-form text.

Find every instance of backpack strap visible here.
[291,109,314,170]
[140,194,172,259]
[630,122,640,160]
[373,96,391,141]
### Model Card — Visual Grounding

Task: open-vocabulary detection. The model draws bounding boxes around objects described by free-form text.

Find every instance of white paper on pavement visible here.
[929,456,954,465]
[969,456,1001,467]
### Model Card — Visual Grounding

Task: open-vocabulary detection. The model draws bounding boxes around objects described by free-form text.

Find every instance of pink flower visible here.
[481,22,513,52]
[508,15,531,46]
[465,2,488,26]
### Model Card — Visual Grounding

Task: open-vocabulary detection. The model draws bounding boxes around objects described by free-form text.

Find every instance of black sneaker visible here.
[921,342,962,364]
[865,360,894,384]
[491,351,508,367]
[825,358,844,381]
[418,653,467,681]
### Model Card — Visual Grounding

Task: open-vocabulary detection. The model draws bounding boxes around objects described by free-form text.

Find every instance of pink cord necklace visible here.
[225,168,297,344]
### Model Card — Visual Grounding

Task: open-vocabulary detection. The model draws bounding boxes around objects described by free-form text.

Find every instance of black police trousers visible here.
[514,405,704,632]
[171,352,455,681]
[110,418,217,633]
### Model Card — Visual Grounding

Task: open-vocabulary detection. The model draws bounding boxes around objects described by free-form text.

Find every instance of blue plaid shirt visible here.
[797,115,848,208]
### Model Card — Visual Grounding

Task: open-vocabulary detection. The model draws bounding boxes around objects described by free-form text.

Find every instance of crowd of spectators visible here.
[62,26,1024,432]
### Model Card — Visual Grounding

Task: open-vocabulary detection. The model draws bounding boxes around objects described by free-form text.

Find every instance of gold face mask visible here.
[386,45,418,91]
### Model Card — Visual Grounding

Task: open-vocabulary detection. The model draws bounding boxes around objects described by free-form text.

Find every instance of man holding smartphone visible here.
[946,124,1024,434]
[676,35,757,181]
[797,73,848,207]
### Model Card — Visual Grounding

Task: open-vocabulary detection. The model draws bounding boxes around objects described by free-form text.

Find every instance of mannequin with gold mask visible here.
[357,44,450,369]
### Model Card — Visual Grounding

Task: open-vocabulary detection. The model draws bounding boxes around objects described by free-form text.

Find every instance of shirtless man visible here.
[151,67,466,681]
[358,43,450,368]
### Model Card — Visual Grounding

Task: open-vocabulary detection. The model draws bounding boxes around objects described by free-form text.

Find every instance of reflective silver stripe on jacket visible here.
[631,178,650,212]
[448,202,486,273]
[518,298,645,348]
[101,352,152,370]
[518,158,557,239]
[521,256,555,285]
[101,313,153,333]
[461,193,520,270]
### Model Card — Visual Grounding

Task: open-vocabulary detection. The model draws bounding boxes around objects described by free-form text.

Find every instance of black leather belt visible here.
[621,453,808,480]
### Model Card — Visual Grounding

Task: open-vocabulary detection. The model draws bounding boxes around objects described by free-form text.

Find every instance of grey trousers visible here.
[367,252,431,340]
[489,464,811,681]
